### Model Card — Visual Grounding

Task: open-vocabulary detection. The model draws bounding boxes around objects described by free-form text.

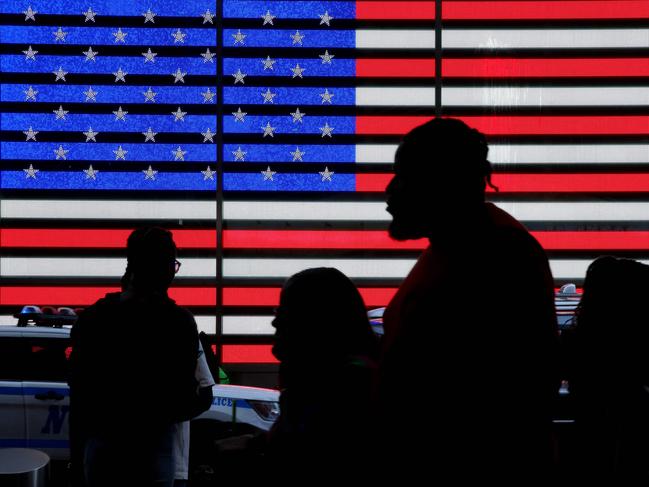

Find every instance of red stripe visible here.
[358,173,649,193]
[443,58,649,78]
[223,230,425,250]
[223,287,398,307]
[221,345,278,364]
[443,1,649,20]
[535,232,649,250]
[356,58,435,77]
[0,229,216,248]
[356,116,649,135]
[0,286,216,306]
[356,1,435,20]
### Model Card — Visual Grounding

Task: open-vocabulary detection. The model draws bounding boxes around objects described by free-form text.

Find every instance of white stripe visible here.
[356,144,398,163]
[223,258,416,279]
[0,317,18,326]
[552,260,649,280]
[488,144,649,164]
[443,29,649,49]
[357,29,434,49]
[1,200,216,220]
[223,316,274,335]
[356,87,435,106]
[0,258,216,277]
[225,200,649,222]
[444,87,649,107]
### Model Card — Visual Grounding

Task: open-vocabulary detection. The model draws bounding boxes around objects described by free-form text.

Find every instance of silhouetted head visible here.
[272,268,375,385]
[125,227,178,293]
[386,118,495,241]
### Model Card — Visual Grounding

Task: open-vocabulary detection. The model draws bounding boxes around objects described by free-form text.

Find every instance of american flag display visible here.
[1,1,648,365]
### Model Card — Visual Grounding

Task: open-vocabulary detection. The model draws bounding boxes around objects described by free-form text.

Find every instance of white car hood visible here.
[212,384,279,402]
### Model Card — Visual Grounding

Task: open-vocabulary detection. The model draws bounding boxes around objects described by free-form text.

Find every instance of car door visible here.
[22,335,71,460]
[0,337,27,447]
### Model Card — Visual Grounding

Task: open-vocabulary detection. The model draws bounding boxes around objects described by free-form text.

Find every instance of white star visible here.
[113,145,128,160]
[291,147,305,162]
[54,145,70,160]
[201,128,215,143]
[232,146,247,161]
[290,107,306,123]
[172,68,186,83]
[142,48,157,63]
[143,165,158,180]
[143,87,157,102]
[291,30,304,45]
[261,88,277,104]
[232,69,247,84]
[172,29,187,43]
[23,127,38,141]
[53,27,68,42]
[83,127,99,142]
[142,127,157,142]
[319,167,334,181]
[23,6,37,21]
[113,106,128,121]
[320,122,334,137]
[319,11,334,26]
[261,10,276,25]
[319,50,334,64]
[84,165,98,180]
[24,164,39,179]
[202,10,214,24]
[320,88,334,104]
[172,146,187,161]
[24,86,38,101]
[262,122,276,138]
[53,67,68,82]
[261,56,276,70]
[291,63,305,78]
[261,166,276,181]
[53,105,69,120]
[201,87,215,103]
[23,46,38,60]
[113,67,127,82]
[113,28,127,43]
[232,29,246,45]
[83,46,98,61]
[83,86,98,102]
[232,108,247,122]
[201,48,215,63]
[83,7,97,22]
[201,166,215,180]
[142,9,156,23]
[172,107,187,122]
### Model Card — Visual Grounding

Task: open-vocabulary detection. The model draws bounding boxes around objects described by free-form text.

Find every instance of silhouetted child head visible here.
[386,117,495,240]
[272,268,376,386]
[125,227,178,293]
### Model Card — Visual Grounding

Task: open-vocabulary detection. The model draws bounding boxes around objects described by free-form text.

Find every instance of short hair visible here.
[126,226,176,272]
[395,117,497,193]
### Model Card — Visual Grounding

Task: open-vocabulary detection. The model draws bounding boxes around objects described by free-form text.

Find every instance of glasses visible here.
[173,260,181,273]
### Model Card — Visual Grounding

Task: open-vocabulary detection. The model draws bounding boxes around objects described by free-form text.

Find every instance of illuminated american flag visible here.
[1,1,648,365]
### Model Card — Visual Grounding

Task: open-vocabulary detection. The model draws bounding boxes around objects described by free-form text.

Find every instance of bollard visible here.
[0,448,50,487]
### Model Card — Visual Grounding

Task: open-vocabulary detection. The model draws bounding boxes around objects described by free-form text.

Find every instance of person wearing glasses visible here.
[69,227,204,487]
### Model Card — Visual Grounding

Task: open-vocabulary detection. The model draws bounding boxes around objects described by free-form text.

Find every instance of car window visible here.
[23,337,71,382]
[0,337,28,381]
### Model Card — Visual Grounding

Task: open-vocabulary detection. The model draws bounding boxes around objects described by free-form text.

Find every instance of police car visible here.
[0,306,280,465]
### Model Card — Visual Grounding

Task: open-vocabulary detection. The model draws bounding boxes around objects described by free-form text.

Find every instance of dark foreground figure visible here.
[69,227,202,487]
[380,118,560,480]
[268,268,378,472]
[563,256,649,482]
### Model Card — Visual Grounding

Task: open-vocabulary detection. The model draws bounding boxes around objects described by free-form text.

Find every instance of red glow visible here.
[221,345,278,364]
[223,287,399,307]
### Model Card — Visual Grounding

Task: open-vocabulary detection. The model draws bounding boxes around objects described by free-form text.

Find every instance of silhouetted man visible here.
[380,118,559,480]
[69,227,201,487]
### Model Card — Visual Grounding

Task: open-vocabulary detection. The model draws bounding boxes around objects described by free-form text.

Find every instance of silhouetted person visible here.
[69,227,202,487]
[563,256,649,482]
[268,268,378,471]
[380,118,559,480]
